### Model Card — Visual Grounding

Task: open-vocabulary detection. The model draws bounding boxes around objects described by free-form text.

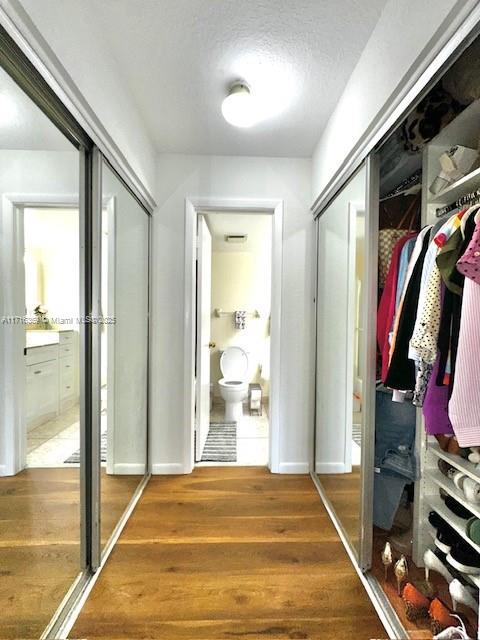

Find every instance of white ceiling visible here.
[0,66,72,151]
[205,212,272,252]
[89,0,387,157]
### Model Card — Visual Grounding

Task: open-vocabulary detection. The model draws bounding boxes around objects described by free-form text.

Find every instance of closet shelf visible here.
[429,443,480,484]
[428,469,480,520]
[427,495,480,556]
[428,166,480,204]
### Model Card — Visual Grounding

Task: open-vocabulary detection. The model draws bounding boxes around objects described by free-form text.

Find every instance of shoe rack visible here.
[411,99,480,638]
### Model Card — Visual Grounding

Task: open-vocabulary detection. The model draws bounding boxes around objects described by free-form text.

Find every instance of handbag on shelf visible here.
[378,194,420,288]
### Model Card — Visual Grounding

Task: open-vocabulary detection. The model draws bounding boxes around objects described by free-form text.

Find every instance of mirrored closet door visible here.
[0,63,83,638]
[98,160,149,553]
[314,164,371,561]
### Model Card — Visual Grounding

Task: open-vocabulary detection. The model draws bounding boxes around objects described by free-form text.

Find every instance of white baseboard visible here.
[151,463,186,475]
[111,463,147,475]
[276,462,310,474]
[0,464,8,477]
[315,462,348,474]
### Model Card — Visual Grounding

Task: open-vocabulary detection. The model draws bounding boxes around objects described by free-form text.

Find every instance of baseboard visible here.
[111,463,147,475]
[277,462,310,474]
[0,465,8,477]
[151,463,186,475]
[315,462,348,474]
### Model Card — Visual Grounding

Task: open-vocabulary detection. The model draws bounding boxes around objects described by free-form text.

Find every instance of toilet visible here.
[218,346,249,422]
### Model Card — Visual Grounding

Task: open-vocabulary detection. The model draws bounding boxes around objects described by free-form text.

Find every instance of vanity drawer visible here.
[26,360,58,426]
[59,372,75,400]
[59,331,74,344]
[25,344,58,366]
[59,343,74,359]
[59,355,74,377]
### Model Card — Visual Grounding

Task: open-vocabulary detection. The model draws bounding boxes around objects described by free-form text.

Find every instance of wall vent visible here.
[225,234,247,243]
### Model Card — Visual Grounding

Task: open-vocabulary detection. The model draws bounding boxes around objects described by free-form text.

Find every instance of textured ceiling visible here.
[88,0,387,157]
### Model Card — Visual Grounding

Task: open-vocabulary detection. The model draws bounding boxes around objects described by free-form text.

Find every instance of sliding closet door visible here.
[0,63,85,637]
[98,160,149,555]
[314,163,368,560]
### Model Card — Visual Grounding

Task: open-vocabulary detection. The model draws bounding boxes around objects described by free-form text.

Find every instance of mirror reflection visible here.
[315,165,367,554]
[100,162,149,550]
[0,65,81,637]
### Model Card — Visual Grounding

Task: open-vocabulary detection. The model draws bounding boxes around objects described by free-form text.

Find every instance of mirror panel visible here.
[315,165,367,555]
[100,161,149,550]
[0,64,82,637]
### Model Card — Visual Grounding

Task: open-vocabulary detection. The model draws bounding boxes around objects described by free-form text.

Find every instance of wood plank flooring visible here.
[0,468,141,640]
[71,467,386,640]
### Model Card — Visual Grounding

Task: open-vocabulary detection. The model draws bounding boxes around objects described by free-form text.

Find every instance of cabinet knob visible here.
[34,370,41,375]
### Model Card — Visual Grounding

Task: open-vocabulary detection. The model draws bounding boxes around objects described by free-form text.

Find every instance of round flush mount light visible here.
[221,82,259,128]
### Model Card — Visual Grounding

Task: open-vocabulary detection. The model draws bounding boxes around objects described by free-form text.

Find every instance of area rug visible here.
[64,431,107,464]
[201,422,237,462]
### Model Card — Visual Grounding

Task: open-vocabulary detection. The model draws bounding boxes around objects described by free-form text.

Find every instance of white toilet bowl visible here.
[218,346,249,422]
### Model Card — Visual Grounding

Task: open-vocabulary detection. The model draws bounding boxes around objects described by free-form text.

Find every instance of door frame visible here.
[184,197,283,473]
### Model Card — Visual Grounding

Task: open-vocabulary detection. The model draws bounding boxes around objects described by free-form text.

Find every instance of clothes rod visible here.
[436,187,480,217]
[214,309,260,318]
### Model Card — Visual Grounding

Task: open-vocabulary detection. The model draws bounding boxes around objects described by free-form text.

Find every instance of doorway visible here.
[195,211,272,466]
[184,198,283,473]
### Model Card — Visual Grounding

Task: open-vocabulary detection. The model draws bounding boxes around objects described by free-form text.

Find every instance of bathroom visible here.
[195,211,272,466]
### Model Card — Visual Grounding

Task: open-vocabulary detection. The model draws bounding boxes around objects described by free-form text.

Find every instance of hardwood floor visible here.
[71,467,385,640]
[319,467,362,548]
[0,468,142,640]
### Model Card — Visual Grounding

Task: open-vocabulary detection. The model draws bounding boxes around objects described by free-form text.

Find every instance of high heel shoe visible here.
[381,541,393,581]
[433,615,470,640]
[429,598,457,636]
[424,548,454,584]
[402,582,430,621]
[449,578,479,613]
[394,554,408,595]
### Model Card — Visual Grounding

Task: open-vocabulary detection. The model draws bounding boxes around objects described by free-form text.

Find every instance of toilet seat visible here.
[220,346,248,381]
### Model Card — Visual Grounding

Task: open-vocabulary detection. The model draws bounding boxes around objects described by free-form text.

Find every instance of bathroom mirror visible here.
[0,64,82,637]
[315,165,367,557]
[100,161,149,551]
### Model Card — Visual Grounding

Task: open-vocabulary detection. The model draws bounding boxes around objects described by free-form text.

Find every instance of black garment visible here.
[384,232,430,390]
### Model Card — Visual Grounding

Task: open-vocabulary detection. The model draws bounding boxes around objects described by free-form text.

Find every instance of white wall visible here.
[151,154,313,474]
[311,0,473,201]
[210,245,271,398]
[14,0,157,199]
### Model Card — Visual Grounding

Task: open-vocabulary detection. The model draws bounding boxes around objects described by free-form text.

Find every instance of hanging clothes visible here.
[377,233,417,382]
[384,232,430,390]
[449,214,480,447]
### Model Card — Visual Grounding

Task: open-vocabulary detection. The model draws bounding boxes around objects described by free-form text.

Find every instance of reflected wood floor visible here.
[71,467,385,640]
[319,467,362,547]
[0,468,141,640]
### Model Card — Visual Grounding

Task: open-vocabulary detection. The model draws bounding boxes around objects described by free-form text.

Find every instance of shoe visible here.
[429,598,457,636]
[443,495,473,520]
[402,582,431,621]
[429,511,450,530]
[381,541,392,580]
[449,578,478,613]
[432,615,470,639]
[438,459,456,478]
[394,554,408,595]
[447,542,480,575]
[424,548,454,583]
[463,477,480,505]
[435,525,461,554]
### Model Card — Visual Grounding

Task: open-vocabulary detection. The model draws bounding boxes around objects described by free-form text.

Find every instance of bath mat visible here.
[201,422,237,462]
[352,423,362,447]
[65,431,107,464]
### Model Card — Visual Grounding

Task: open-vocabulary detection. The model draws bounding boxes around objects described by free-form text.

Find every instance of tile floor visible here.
[197,399,269,467]
[27,404,80,467]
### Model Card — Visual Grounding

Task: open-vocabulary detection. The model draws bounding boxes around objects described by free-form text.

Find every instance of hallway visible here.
[71,467,384,640]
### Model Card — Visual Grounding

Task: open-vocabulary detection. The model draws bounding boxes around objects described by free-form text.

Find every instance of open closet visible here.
[314,32,480,640]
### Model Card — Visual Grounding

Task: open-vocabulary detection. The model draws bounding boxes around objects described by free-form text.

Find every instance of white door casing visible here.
[195,215,212,461]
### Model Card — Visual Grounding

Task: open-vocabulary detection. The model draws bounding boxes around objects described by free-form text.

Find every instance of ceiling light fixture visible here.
[221,82,259,128]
